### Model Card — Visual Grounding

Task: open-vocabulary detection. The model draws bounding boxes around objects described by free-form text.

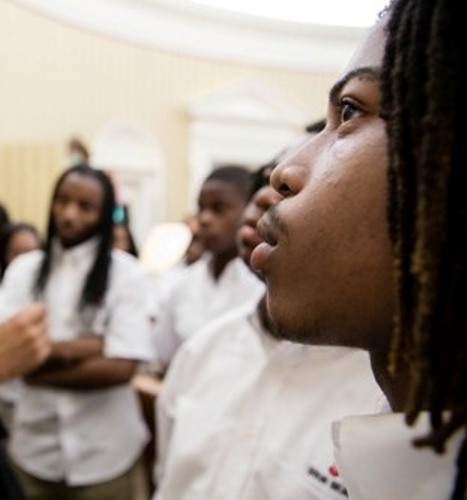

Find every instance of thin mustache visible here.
[257,204,287,243]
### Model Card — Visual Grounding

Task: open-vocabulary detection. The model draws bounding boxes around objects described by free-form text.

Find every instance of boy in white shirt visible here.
[0,164,154,499]
[153,165,264,374]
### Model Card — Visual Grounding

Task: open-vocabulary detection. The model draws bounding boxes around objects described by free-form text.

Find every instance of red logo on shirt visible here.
[328,464,339,477]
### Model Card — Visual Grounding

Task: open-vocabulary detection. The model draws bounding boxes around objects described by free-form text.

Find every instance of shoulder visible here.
[3,250,43,276]
[110,249,145,277]
[163,259,208,297]
[181,300,260,357]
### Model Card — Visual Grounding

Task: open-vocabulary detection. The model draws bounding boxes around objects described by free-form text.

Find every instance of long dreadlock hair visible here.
[381,0,466,497]
[33,164,116,310]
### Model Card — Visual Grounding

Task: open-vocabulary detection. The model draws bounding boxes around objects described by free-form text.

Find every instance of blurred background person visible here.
[113,221,139,258]
[152,165,263,376]
[0,222,42,282]
[66,137,90,168]
[181,213,204,266]
[0,204,10,230]
[0,222,43,434]
[0,163,155,500]
[0,304,49,500]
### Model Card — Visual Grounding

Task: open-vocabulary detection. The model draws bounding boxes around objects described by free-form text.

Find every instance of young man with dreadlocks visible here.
[0,164,155,499]
[251,0,466,498]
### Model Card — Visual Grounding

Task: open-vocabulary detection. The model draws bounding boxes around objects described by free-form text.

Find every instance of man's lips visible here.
[250,216,278,272]
[256,216,279,247]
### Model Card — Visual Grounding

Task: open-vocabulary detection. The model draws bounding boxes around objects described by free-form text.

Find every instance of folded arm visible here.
[25,336,137,390]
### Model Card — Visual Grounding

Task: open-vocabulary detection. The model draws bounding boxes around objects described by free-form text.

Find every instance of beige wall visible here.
[0,0,336,232]
[0,142,62,235]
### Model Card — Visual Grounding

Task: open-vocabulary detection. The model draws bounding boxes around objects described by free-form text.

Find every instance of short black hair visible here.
[204,165,253,202]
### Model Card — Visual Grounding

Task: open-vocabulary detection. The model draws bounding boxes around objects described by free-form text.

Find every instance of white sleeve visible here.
[0,253,37,320]
[100,262,156,362]
[152,287,182,372]
[154,343,191,489]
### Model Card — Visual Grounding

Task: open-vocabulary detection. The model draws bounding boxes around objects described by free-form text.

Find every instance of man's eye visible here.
[339,100,359,123]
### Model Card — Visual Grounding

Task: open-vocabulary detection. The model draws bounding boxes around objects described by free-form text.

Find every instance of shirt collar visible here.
[52,236,101,263]
[332,412,462,499]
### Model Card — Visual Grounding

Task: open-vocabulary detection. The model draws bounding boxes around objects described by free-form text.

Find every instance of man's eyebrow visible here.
[329,67,381,105]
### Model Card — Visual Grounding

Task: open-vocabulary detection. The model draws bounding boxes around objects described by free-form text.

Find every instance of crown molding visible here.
[9,0,368,72]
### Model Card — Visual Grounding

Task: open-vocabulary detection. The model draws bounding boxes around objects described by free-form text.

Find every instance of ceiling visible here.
[9,0,387,72]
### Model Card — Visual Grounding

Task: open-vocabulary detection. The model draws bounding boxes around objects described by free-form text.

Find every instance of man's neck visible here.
[210,248,237,280]
[369,349,410,412]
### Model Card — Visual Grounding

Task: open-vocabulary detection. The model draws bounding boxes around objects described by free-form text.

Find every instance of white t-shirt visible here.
[0,238,156,485]
[333,411,464,500]
[153,254,265,371]
[154,299,384,500]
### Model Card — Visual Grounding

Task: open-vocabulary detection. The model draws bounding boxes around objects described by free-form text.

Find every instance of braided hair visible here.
[34,164,116,310]
[381,0,466,497]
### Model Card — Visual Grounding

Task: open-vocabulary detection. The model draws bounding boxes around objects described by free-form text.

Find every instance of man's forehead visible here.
[344,18,386,74]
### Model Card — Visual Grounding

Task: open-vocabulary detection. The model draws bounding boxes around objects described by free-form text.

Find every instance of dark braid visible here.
[34,164,115,310]
[382,0,466,496]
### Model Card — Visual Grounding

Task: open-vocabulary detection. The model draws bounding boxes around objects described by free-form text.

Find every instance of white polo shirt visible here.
[0,238,155,485]
[333,411,464,499]
[153,254,265,371]
[154,299,384,500]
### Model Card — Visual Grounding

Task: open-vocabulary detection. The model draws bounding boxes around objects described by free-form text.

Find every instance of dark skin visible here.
[237,181,283,337]
[252,20,410,413]
[198,179,249,280]
[25,336,137,390]
[25,173,137,390]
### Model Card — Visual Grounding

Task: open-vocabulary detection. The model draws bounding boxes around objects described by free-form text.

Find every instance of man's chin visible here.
[266,307,329,346]
[58,234,92,248]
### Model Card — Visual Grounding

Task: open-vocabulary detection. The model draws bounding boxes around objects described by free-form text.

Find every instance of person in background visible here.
[112,222,139,258]
[0,223,42,282]
[251,1,466,498]
[0,204,10,230]
[181,213,204,266]
[152,165,264,375]
[111,203,139,258]
[154,135,383,499]
[0,173,47,500]
[0,222,43,432]
[0,163,155,499]
[0,304,49,500]
[66,137,90,168]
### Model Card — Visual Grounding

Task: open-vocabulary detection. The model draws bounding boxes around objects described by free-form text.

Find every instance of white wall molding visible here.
[9,0,367,72]
[188,79,307,208]
[91,120,166,246]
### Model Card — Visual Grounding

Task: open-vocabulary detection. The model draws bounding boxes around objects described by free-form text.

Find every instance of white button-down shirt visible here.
[0,238,155,485]
[333,412,464,500]
[153,254,265,370]
[154,299,384,500]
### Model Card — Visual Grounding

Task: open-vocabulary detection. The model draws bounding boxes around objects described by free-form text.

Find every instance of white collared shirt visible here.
[333,412,464,499]
[0,238,155,485]
[154,299,384,500]
[152,254,265,370]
